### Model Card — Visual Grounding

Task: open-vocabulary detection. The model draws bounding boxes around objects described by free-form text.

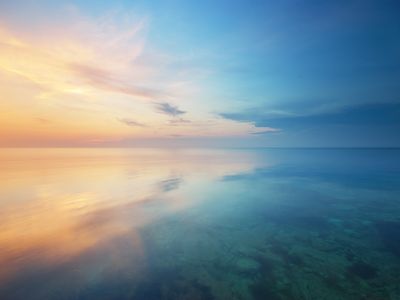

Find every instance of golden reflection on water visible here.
[0,148,261,286]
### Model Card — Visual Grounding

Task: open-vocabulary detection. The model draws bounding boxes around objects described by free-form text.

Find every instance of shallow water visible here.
[0,148,399,300]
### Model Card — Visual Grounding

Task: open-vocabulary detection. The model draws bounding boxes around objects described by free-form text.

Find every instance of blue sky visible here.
[0,0,399,147]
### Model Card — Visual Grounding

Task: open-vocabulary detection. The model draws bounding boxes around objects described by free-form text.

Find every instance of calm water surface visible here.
[0,148,399,300]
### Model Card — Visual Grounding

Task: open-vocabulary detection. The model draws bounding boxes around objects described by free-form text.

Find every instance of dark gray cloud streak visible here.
[220,102,400,128]
[155,102,186,117]
[220,102,400,147]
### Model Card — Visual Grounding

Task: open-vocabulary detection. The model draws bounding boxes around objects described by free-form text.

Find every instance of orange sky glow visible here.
[0,9,274,147]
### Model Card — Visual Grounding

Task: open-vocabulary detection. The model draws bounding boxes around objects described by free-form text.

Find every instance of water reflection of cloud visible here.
[0,148,260,291]
[221,167,271,182]
[158,177,183,192]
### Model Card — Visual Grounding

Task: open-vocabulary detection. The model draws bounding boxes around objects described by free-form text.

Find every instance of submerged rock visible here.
[250,281,283,300]
[266,211,331,232]
[376,221,400,257]
[133,270,214,300]
[235,257,261,275]
[347,261,377,280]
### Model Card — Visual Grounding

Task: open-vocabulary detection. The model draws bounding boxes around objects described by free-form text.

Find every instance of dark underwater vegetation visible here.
[0,148,399,299]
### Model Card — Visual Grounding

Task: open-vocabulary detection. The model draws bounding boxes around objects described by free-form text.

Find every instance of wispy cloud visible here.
[0,11,171,104]
[220,102,400,129]
[251,128,281,134]
[169,134,184,138]
[71,63,163,100]
[155,102,186,117]
[219,111,281,134]
[35,118,51,124]
[167,118,191,125]
[118,118,146,127]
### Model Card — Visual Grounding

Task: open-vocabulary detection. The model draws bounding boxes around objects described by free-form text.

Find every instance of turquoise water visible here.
[0,148,399,299]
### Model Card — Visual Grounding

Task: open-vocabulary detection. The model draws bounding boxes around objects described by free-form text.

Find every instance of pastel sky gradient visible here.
[0,0,399,147]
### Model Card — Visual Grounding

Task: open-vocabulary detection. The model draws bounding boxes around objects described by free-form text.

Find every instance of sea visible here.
[0,148,399,299]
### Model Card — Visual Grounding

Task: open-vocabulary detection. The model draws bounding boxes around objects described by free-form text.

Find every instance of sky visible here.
[0,0,399,147]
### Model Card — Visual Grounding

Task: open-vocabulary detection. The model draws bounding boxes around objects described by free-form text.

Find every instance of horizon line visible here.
[1,146,399,150]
